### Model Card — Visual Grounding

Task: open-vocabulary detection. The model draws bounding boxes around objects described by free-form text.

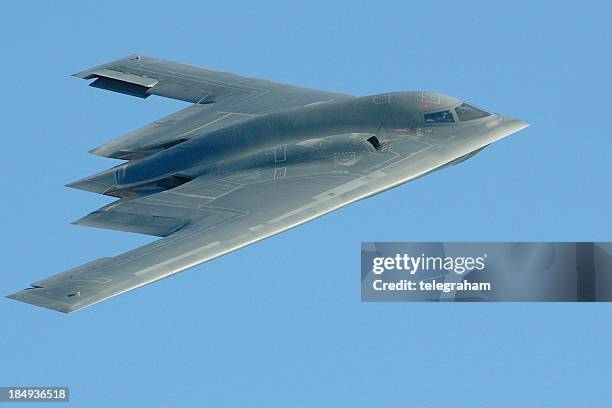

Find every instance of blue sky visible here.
[1,1,611,406]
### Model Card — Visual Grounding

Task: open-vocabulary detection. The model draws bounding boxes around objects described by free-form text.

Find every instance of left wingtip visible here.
[6,289,73,314]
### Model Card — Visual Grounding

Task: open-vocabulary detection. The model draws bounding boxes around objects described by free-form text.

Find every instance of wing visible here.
[7,118,527,313]
[73,55,351,160]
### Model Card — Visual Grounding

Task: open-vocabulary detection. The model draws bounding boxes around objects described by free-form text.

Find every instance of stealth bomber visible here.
[7,55,528,312]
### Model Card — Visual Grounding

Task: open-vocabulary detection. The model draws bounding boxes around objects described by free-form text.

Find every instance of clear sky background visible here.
[1,1,611,407]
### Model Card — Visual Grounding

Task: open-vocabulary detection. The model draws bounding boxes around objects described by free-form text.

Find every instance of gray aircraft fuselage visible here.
[95,91,475,197]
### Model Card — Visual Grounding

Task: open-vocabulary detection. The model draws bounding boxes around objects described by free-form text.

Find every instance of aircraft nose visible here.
[501,116,529,132]
[484,115,529,132]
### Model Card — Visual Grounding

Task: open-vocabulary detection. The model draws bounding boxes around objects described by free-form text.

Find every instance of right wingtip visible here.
[71,54,149,78]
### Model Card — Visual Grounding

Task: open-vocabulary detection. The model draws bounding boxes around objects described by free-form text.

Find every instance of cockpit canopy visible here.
[424,110,455,123]
[455,103,490,121]
[424,102,491,124]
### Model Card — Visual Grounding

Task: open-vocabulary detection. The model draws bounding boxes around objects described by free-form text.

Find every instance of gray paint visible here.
[7,55,528,312]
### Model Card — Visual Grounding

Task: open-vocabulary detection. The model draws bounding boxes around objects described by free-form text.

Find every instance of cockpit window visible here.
[424,110,455,123]
[454,103,490,121]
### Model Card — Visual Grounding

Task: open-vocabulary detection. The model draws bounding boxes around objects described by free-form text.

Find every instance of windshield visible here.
[424,110,455,123]
[455,103,490,121]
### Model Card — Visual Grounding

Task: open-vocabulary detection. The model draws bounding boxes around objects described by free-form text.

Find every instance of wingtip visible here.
[71,54,149,78]
[6,290,72,314]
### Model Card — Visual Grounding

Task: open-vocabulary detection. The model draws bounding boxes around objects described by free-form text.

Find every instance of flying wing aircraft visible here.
[7,55,528,313]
